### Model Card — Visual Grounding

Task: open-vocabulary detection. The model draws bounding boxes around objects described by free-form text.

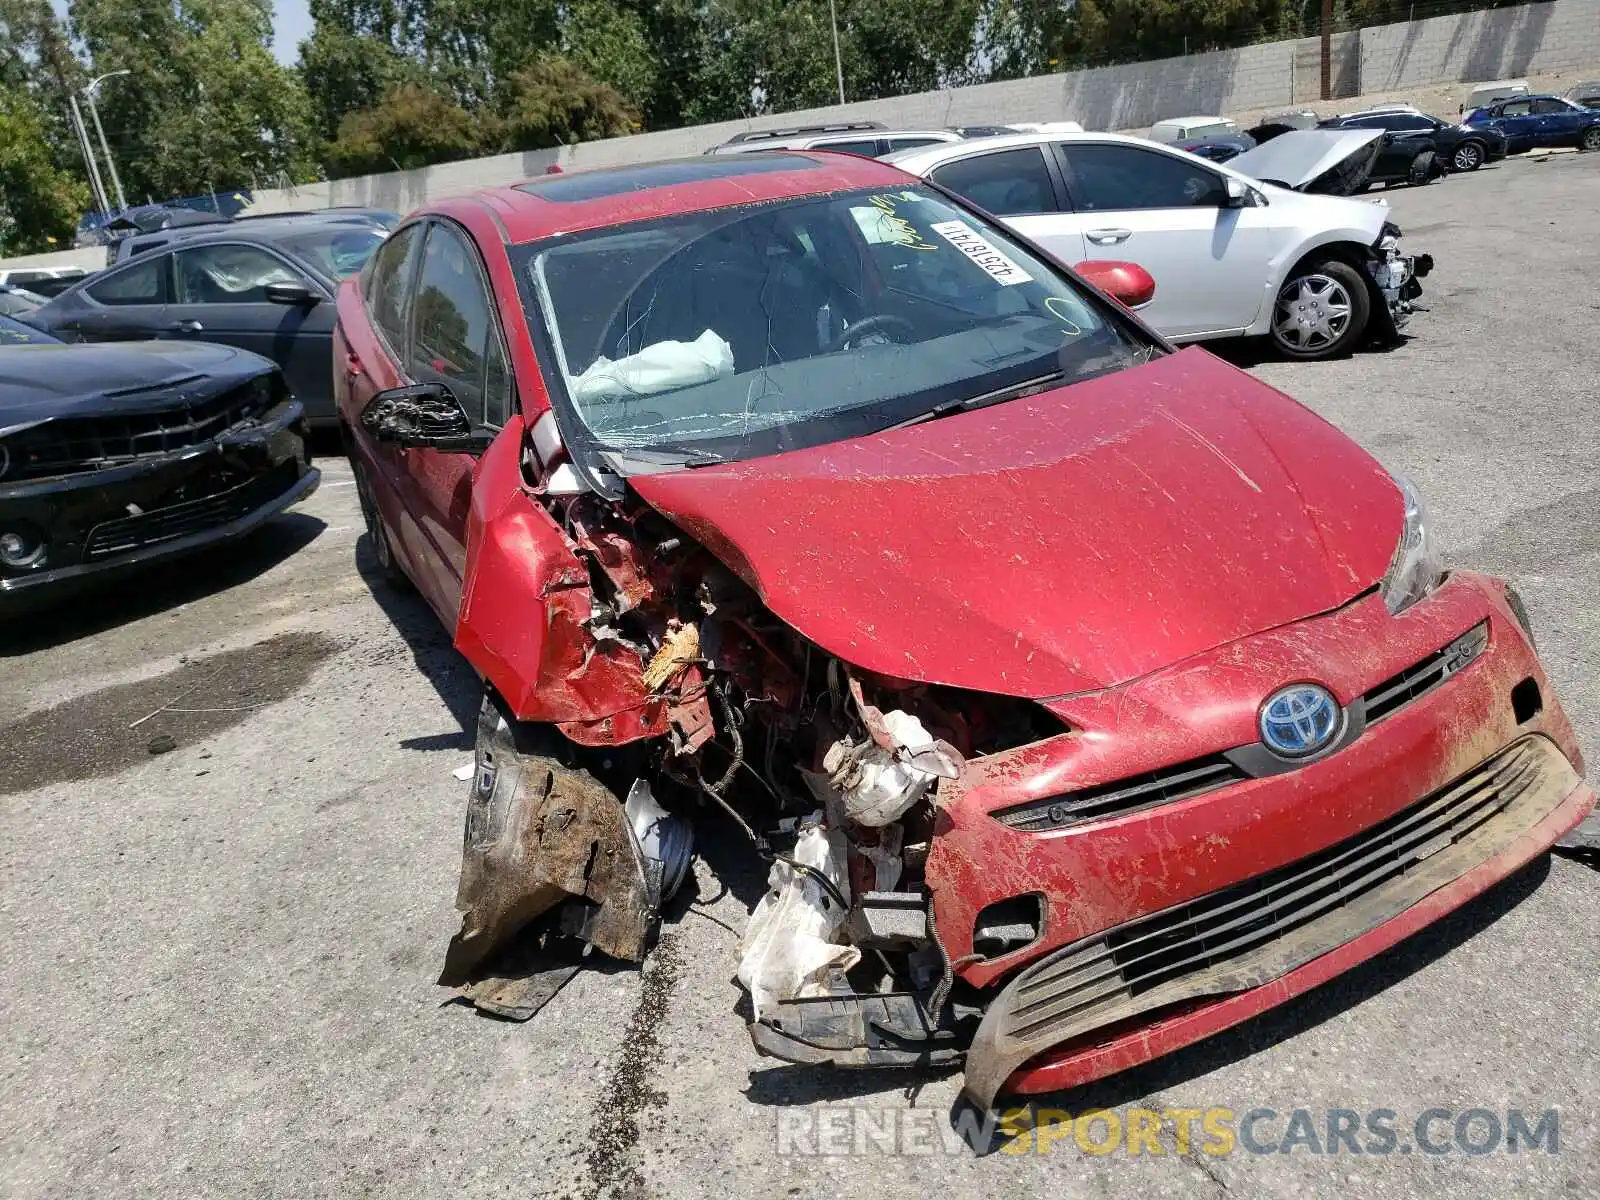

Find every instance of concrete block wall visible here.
[1361,0,1600,93]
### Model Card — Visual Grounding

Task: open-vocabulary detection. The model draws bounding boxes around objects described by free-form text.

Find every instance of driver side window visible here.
[1062,144,1227,211]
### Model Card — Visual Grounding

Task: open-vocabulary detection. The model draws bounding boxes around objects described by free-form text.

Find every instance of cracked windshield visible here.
[525,186,1159,469]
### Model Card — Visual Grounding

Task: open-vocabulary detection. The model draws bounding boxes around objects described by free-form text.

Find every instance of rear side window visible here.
[812,138,881,157]
[1063,144,1227,211]
[87,257,168,306]
[886,136,946,152]
[366,223,422,354]
[931,147,1058,215]
[408,222,508,425]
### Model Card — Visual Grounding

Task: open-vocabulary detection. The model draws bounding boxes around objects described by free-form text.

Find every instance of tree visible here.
[323,81,482,176]
[68,0,319,202]
[498,54,639,150]
[0,89,92,253]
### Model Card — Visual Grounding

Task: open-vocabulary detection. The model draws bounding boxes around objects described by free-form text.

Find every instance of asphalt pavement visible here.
[2,149,1598,1199]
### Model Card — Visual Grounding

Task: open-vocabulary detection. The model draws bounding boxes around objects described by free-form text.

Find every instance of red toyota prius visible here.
[334,152,1594,1108]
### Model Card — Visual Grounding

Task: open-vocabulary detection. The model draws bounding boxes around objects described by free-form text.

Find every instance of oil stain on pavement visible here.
[0,631,339,796]
[583,933,683,1200]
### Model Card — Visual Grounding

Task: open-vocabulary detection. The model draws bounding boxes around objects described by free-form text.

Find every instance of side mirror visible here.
[1223,176,1251,208]
[265,280,319,306]
[360,383,494,453]
[1074,260,1156,310]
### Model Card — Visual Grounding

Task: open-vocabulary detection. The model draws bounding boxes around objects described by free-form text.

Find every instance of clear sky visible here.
[272,0,313,65]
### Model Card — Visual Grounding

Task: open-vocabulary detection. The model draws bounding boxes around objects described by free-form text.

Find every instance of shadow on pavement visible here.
[0,512,327,657]
[352,531,481,750]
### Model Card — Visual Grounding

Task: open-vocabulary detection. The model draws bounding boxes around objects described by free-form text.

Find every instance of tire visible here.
[1271,259,1372,361]
[351,456,411,589]
[1406,149,1437,185]
[1451,140,1485,171]
[1581,126,1600,152]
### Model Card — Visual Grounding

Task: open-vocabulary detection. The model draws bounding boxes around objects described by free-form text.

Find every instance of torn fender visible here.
[453,417,668,739]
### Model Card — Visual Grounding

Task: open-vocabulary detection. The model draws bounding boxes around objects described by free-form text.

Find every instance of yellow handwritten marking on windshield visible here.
[864,193,938,251]
[1044,296,1084,336]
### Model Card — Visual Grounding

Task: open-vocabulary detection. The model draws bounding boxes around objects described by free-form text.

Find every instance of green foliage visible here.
[323,81,483,176]
[0,89,92,253]
[498,55,640,151]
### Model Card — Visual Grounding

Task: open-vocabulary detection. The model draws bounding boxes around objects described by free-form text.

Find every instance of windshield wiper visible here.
[887,370,1065,431]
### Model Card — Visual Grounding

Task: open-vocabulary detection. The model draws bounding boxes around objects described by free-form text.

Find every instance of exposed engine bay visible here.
[437,487,1060,1066]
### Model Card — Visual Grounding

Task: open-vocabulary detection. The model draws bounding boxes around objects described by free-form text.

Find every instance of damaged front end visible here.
[1366,220,1433,339]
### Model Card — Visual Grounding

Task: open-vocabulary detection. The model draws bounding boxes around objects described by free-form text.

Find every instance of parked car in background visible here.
[330,150,1592,1111]
[1320,108,1508,173]
[0,267,93,299]
[890,131,1429,359]
[109,208,397,265]
[22,220,389,424]
[1148,116,1238,144]
[707,121,965,157]
[1464,94,1600,153]
[1566,81,1600,109]
[1253,109,1320,132]
[1461,78,1529,113]
[1175,132,1256,163]
[0,336,317,617]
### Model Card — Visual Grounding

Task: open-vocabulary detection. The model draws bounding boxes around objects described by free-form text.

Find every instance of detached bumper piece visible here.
[963,736,1582,1108]
[750,971,975,1068]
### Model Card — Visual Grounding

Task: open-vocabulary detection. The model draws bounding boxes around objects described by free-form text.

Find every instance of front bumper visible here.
[925,572,1593,1107]
[0,399,317,618]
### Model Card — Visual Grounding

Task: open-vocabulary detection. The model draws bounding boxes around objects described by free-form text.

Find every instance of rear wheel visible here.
[1271,259,1371,360]
[351,457,410,588]
[1580,126,1600,152]
[1451,140,1485,171]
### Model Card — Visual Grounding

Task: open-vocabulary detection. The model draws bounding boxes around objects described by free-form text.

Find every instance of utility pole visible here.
[829,0,846,105]
[85,71,132,212]
[69,94,111,217]
[1320,0,1333,100]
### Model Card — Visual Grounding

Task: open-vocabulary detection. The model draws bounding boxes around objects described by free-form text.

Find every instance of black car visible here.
[0,327,318,618]
[1319,109,1509,174]
[23,220,388,425]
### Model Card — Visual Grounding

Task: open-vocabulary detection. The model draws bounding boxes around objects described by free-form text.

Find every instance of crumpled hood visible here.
[1230,128,1383,192]
[632,347,1403,699]
[0,342,271,425]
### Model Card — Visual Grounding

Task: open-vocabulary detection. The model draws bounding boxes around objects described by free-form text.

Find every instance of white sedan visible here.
[886,131,1428,359]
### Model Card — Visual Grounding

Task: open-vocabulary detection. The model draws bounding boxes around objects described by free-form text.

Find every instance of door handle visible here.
[170,319,204,334]
[1086,228,1133,245]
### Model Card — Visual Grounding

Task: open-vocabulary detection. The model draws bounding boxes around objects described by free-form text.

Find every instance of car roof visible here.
[884,130,1183,173]
[1152,115,1229,125]
[449,152,915,244]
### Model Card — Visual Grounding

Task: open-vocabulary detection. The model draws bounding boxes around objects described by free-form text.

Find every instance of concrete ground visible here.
[3,150,1598,1199]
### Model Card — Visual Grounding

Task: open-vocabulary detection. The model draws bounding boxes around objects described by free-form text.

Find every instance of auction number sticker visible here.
[929,220,1034,285]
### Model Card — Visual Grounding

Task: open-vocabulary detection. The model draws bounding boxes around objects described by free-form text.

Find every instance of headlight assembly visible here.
[1380,475,1444,615]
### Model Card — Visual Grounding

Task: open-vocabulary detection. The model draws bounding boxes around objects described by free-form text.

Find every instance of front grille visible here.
[1363,622,1489,725]
[3,379,271,482]
[994,754,1247,832]
[84,460,300,559]
[1002,739,1550,1045]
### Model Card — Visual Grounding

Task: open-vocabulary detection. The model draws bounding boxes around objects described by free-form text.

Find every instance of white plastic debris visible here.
[571,329,734,403]
[451,761,476,781]
[825,710,961,827]
[737,816,858,1020]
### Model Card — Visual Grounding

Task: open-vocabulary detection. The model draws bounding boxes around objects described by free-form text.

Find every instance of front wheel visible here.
[1580,126,1600,152]
[1270,260,1371,360]
[1452,140,1485,171]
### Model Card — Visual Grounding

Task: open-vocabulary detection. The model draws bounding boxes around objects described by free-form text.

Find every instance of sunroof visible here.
[514,153,822,203]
